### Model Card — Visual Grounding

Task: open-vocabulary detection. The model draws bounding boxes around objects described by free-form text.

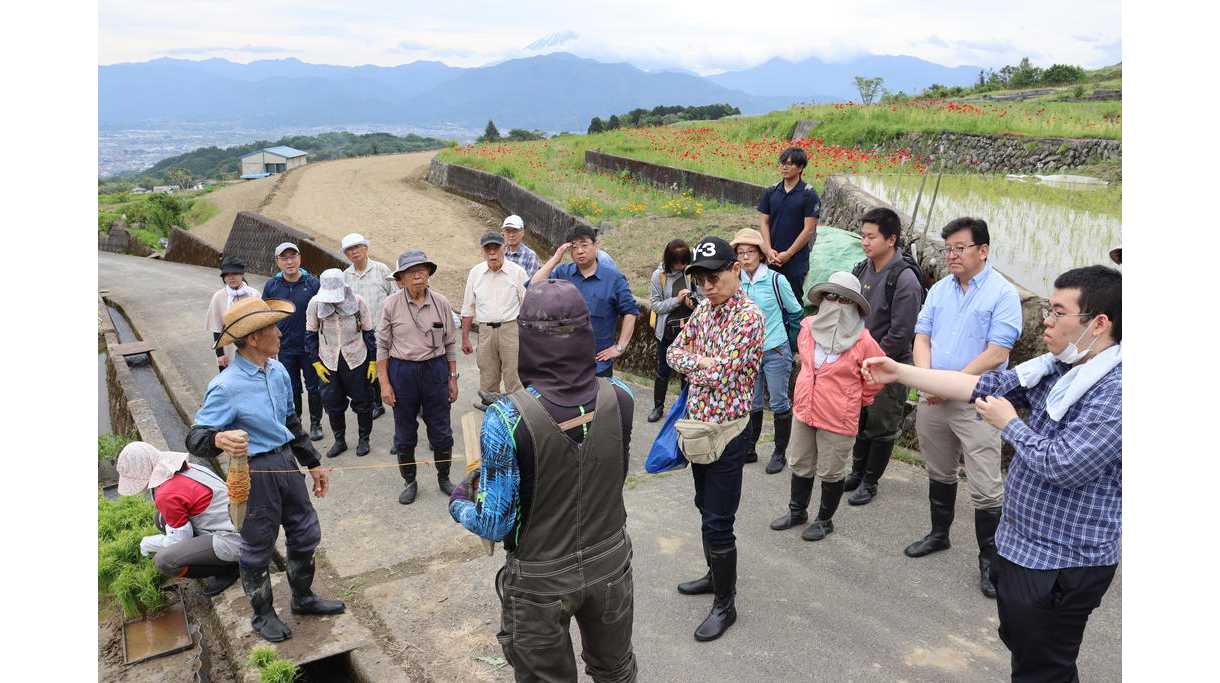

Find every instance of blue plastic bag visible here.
[645,386,689,474]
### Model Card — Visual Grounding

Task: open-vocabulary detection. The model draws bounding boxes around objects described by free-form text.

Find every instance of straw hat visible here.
[806,271,871,317]
[729,228,766,250]
[214,297,294,349]
[116,442,189,496]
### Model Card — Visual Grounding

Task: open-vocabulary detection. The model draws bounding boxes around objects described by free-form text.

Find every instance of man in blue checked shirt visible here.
[906,217,1023,601]
[863,264,1121,683]
[448,280,637,681]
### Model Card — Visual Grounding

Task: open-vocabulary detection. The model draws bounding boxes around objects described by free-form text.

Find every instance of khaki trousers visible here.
[915,397,1004,509]
[477,320,522,395]
[787,418,855,481]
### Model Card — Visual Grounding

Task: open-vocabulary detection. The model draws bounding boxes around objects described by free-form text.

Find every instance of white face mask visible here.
[1052,320,1098,364]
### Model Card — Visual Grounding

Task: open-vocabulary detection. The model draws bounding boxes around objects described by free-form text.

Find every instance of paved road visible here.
[99,253,1120,681]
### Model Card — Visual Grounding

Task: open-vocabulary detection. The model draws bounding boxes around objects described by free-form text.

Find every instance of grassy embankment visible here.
[98,187,221,249]
[438,99,1121,295]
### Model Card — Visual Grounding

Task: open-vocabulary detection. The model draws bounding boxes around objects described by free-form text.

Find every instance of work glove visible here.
[366,360,377,383]
[312,361,331,384]
[449,470,479,507]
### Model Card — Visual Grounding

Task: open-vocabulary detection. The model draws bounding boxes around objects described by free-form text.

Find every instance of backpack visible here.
[852,248,929,312]
[769,271,804,353]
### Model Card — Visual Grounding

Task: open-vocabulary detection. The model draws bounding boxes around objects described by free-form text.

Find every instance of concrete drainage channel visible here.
[99,298,366,683]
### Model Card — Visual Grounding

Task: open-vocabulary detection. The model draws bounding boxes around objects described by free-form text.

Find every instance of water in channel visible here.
[848,174,1122,295]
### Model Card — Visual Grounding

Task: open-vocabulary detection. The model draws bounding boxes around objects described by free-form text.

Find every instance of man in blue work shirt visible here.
[186,297,344,643]
[262,242,324,441]
[531,225,639,377]
[862,264,1120,683]
[757,146,821,301]
[904,217,1023,601]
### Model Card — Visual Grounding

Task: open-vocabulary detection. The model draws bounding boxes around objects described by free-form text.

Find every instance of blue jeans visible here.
[752,345,793,414]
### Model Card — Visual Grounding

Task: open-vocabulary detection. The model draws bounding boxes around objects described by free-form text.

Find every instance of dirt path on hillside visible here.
[186,151,501,301]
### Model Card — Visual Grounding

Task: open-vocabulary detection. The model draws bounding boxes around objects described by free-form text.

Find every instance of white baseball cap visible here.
[274,242,300,257]
[501,215,525,230]
[341,233,368,251]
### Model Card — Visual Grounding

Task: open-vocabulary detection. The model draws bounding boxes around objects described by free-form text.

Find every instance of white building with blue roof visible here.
[240,146,308,179]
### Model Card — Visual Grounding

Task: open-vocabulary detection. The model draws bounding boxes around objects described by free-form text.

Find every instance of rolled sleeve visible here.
[971,368,1029,410]
[988,290,1024,349]
[613,275,641,316]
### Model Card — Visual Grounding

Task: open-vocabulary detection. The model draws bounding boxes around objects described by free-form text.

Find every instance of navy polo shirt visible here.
[756,179,821,271]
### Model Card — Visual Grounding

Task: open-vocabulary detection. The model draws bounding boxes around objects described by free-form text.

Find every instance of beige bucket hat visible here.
[214,297,294,349]
[729,227,766,250]
[807,271,871,317]
[116,442,189,496]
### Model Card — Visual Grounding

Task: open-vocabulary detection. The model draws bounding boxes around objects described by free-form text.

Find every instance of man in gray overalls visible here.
[187,297,345,642]
[449,280,637,682]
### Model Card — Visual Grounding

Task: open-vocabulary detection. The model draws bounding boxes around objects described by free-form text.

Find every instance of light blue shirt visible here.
[193,353,296,456]
[914,262,1023,371]
[740,265,801,351]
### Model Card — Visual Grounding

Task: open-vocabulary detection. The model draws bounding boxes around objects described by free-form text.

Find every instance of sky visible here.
[99,0,1121,74]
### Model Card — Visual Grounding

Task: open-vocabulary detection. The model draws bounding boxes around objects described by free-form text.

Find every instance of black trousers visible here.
[497,529,636,683]
[993,554,1117,683]
[320,355,374,417]
[239,446,322,571]
[689,428,749,548]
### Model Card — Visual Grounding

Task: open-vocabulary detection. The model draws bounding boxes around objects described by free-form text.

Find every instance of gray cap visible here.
[389,249,437,279]
[274,242,300,257]
[480,231,506,247]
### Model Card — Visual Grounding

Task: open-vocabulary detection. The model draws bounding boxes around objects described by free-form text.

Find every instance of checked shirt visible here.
[972,361,1122,570]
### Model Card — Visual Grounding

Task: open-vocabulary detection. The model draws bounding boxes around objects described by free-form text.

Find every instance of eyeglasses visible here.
[691,270,728,286]
[735,249,757,257]
[937,243,977,257]
[822,292,845,303]
[1039,304,1094,322]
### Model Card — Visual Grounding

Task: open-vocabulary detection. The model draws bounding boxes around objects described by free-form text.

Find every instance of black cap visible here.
[219,258,246,275]
[480,230,506,247]
[685,236,736,274]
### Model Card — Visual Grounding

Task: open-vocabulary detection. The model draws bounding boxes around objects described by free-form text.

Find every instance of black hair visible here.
[778,147,808,169]
[566,225,598,243]
[662,239,692,272]
[1053,265,1121,343]
[941,217,990,247]
[860,207,902,243]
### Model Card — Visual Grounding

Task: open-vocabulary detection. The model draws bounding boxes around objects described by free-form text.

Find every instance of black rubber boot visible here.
[648,376,668,423]
[844,439,870,491]
[325,413,347,458]
[397,449,417,504]
[744,411,763,464]
[677,542,712,595]
[436,450,455,496]
[355,411,372,457]
[770,474,814,530]
[307,390,324,441]
[802,480,844,541]
[185,564,239,597]
[371,378,385,419]
[975,507,1001,599]
[241,565,292,642]
[765,411,792,474]
[904,480,958,558]
[286,552,346,616]
[694,544,737,642]
[850,440,895,506]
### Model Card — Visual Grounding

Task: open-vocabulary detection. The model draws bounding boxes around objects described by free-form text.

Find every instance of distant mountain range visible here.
[99,52,982,132]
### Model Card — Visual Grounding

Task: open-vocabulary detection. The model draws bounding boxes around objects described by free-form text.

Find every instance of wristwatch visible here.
[615,344,626,354]
[450,372,460,379]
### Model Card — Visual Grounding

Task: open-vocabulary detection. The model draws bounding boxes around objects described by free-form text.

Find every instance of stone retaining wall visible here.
[427,159,597,247]
[164,226,223,269]
[98,222,156,257]
[222,211,347,277]
[874,132,1120,174]
[584,150,765,206]
[99,296,169,451]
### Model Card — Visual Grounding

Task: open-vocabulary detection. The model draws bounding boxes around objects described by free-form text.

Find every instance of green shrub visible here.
[98,433,136,464]
[567,196,605,218]
[1073,85,1086,98]
[494,165,517,180]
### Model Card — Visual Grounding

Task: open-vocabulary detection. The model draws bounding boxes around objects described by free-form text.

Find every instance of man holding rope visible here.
[187,297,345,643]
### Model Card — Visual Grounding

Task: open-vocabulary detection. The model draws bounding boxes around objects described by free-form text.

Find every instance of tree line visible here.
[853,58,1103,104]
[587,103,741,134]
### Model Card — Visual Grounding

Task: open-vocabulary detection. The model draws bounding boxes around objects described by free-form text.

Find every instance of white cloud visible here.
[98,0,1121,71]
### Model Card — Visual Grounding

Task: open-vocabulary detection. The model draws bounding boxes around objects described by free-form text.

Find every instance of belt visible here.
[482,322,503,328]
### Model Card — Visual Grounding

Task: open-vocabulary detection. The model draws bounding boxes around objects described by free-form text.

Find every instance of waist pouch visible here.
[675,415,748,465]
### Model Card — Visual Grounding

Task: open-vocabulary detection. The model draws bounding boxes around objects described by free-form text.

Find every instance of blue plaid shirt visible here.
[505,244,541,278]
[972,362,1122,570]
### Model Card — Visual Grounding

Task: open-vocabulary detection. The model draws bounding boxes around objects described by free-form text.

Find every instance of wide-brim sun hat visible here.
[316,268,347,303]
[214,297,295,348]
[341,233,368,251]
[116,442,190,496]
[729,228,766,249]
[807,271,871,317]
[389,249,438,279]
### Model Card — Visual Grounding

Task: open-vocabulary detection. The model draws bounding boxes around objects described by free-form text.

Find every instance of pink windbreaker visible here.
[792,315,886,436]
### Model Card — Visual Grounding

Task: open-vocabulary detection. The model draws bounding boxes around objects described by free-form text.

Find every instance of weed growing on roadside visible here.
[98,432,137,464]
[249,646,301,683]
